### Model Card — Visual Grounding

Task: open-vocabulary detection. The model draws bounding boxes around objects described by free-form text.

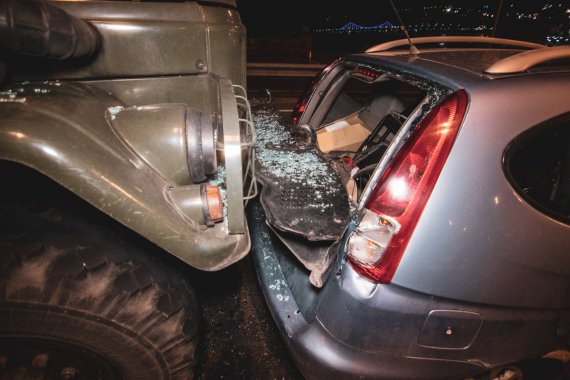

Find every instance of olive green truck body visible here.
[0,0,252,271]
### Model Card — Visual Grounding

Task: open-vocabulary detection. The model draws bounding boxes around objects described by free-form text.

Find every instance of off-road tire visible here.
[0,171,199,379]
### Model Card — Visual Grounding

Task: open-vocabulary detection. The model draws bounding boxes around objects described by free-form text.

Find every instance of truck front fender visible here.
[0,81,249,271]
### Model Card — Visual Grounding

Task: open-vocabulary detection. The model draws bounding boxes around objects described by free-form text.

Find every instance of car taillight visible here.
[357,66,381,80]
[347,90,468,284]
[291,59,339,125]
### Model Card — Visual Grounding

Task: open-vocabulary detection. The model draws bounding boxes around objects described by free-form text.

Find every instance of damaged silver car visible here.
[249,36,570,379]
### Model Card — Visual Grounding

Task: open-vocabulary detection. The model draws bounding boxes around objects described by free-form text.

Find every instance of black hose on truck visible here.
[0,0,99,60]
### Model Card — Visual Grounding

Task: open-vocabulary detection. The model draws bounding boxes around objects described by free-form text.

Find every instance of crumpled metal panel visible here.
[253,105,350,242]
[268,224,339,288]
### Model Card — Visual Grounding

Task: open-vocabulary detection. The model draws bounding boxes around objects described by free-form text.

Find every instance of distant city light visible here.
[311,1,569,46]
[338,21,397,32]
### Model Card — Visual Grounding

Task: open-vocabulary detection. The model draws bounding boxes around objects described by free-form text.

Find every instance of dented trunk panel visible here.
[252,105,350,285]
[254,106,350,241]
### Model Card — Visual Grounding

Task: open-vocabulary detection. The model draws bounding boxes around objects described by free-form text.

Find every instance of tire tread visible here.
[0,216,199,379]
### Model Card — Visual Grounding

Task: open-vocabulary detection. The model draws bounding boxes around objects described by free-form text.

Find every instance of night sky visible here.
[237,0,395,36]
[236,0,570,41]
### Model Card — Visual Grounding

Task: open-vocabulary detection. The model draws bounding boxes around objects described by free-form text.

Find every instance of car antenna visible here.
[388,0,419,55]
[491,0,505,37]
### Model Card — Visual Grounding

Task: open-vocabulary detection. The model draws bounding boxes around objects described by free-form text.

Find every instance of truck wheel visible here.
[0,218,199,379]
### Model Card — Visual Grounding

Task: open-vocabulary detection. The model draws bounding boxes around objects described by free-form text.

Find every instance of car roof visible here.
[347,50,498,90]
[346,38,570,90]
[397,49,521,74]
[348,47,570,90]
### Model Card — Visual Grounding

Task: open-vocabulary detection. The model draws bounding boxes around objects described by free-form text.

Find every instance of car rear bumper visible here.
[248,201,487,379]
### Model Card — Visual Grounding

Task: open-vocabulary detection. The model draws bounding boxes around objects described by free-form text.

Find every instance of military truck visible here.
[0,0,253,378]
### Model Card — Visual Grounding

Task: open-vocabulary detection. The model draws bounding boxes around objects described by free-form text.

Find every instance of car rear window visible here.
[505,113,570,223]
[320,75,423,129]
[308,66,427,204]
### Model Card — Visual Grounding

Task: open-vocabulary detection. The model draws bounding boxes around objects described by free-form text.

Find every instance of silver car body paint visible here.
[393,74,570,308]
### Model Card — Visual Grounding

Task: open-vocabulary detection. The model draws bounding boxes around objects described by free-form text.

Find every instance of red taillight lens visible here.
[292,59,339,124]
[347,90,468,283]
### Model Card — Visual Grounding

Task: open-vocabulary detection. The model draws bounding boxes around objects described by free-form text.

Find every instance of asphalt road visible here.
[189,256,303,380]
